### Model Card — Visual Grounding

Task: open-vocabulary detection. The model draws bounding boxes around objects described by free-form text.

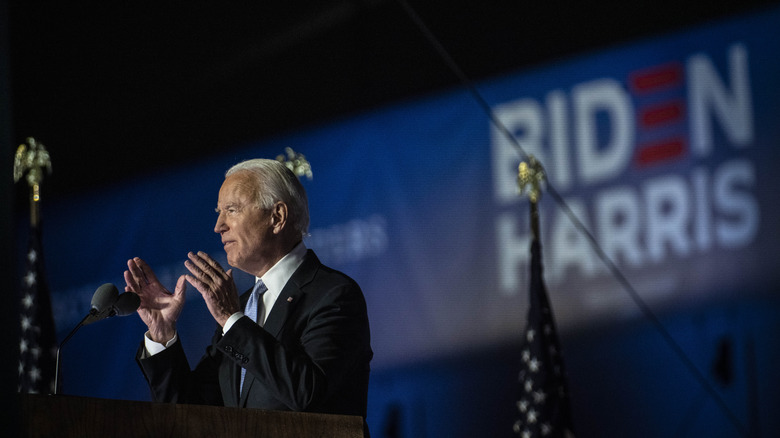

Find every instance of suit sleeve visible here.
[136,326,225,406]
[216,277,372,414]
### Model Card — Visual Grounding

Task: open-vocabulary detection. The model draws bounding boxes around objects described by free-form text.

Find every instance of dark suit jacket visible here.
[136,250,373,418]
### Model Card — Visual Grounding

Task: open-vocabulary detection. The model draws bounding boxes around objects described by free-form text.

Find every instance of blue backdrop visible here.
[32,6,780,437]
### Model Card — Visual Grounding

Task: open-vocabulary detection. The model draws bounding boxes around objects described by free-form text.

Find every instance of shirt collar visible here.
[257,241,307,302]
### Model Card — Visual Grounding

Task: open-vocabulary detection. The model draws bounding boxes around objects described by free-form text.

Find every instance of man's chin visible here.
[225,256,244,272]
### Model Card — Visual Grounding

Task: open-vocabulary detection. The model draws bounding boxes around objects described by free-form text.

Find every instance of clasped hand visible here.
[125,251,240,343]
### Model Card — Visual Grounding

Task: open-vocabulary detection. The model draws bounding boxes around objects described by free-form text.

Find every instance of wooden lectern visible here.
[20,394,364,438]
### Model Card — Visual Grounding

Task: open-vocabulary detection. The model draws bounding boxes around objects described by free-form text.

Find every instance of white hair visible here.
[226,159,310,236]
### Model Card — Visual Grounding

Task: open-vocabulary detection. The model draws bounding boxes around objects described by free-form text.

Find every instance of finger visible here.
[186,252,219,282]
[173,275,188,304]
[132,257,159,285]
[184,272,208,295]
[188,251,228,282]
[127,258,151,286]
[197,251,229,279]
[125,259,148,289]
[123,268,138,292]
[184,259,214,287]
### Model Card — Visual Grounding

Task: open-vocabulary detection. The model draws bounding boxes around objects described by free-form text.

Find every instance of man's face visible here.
[214,172,273,275]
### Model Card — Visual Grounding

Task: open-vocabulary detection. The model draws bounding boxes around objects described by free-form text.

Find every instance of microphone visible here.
[83,283,119,325]
[92,283,119,310]
[82,284,141,324]
[111,291,141,316]
[54,283,140,395]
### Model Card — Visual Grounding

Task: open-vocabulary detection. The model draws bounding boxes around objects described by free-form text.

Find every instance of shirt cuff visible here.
[223,312,245,334]
[144,331,178,357]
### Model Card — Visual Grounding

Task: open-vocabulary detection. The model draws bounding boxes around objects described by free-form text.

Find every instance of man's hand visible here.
[184,251,240,327]
[124,257,186,344]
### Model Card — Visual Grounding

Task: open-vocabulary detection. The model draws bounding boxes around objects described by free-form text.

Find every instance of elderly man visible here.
[125,158,372,422]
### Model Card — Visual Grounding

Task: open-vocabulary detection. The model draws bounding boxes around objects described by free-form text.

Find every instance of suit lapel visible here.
[262,250,319,337]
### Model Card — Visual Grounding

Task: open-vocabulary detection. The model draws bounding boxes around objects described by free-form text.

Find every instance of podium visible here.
[20,394,364,437]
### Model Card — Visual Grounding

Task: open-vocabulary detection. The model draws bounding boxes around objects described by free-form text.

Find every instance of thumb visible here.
[174,275,188,303]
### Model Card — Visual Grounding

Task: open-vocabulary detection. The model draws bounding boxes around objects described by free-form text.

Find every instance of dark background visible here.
[8,1,777,201]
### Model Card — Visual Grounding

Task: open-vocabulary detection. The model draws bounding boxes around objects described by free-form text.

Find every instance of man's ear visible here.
[270,201,288,234]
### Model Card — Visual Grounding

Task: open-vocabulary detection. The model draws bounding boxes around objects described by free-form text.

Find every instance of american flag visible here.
[18,223,57,394]
[513,238,575,437]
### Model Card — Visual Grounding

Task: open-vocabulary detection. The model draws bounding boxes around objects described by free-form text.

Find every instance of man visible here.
[124,158,372,423]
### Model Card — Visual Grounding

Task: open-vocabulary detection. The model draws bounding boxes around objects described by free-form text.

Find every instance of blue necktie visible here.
[240,279,267,393]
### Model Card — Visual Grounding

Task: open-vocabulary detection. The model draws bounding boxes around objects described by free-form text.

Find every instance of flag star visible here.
[22,294,34,308]
[24,271,37,287]
[28,249,37,263]
[524,379,534,393]
[31,346,41,358]
[528,357,541,372]
[521,430,532,438]
[527,408,538,424]
[29,366,41,382]
[20,339,28,353]
[532,390,547,403]
[21,315,32,331]
[526,329,535,342]
[522,349,531,362]
[541,423,552,435]
[18,361,24,375]
[517,399,529,413]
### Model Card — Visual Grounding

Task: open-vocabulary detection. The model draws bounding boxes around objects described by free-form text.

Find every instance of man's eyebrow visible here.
[215,202,240,212]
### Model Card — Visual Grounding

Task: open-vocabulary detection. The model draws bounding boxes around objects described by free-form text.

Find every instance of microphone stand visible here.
[54,314,89,395]
[53,291,139,395]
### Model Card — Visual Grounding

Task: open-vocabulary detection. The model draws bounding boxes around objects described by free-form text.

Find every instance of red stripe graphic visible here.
[639,100,684,128]
[636,138,686,166]
[630,62,683,93]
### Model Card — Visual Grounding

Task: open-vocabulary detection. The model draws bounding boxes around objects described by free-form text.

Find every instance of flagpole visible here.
[14,137,56,395]
[514,155,576,437]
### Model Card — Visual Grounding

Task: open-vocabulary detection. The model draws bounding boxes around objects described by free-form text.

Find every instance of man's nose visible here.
[214,213,227,234]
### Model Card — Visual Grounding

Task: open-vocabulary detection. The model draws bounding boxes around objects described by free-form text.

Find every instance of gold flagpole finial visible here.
[517,155,545,204]
[517,155,545,240]
[276,147,313,180]
[14,137,52,226]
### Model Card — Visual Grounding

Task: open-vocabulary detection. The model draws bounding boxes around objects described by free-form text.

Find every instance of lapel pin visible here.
[287,297,294,303]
